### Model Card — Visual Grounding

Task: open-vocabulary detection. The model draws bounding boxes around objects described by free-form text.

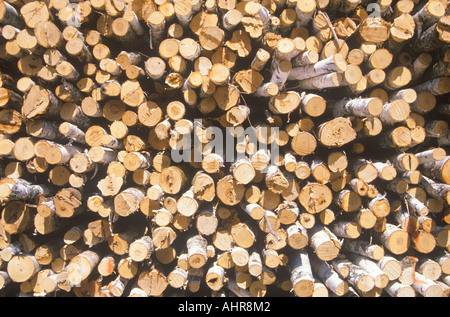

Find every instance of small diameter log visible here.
[205,263,225,291]
[295,72,342,90]
[368,195,391,218]
[196,209,218,236]
[88,147,117,165]
[310,253,348,296]
[177,188,199,217]
[332,97,383,118]
[187,235,208,269]
[65,38,92,63]
[228,222,255,250]
[26,119,66,143]
[295,0,316,27]
[53,188,83,218]
[300,93,326,118]
[330,220,361,239]
[168,267,188,289]
[415,148,447,165]
[334,189,362,213]
[420,176,450,205]
[265,165,289,194]
[1,241,23,264]
[251,48,271,72]
[287,54,347,81]
[413,0,446,33]
[289,250,314,297]
[390,88,417,104]
[0,182,50,201]
[377,256,402,282]
[341,260,375,293]
[286,222,308,250]
[123,152,151,172]
[347,253,389,289]
[373,162,397,181]
[416,258,442,281]
[231,158,256,185]
[342,239,385,262]
[293,50,319,67]
[385,281,415,297]
[352,158,378,184]
[44,144,81,165]
[411,53,433,83]
[413,77,450,96]
[59,122,85,144]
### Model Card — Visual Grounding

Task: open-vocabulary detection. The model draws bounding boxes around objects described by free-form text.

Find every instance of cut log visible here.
[308,224,341,261]
[187,235,208,269]
[114,187,146,217]
[289,250,314,297]
[377,224,410,255]
[317,117,356,148]
[288,54,347,81]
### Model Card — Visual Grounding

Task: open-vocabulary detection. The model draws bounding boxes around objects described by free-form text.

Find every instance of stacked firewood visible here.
[0,0,449,297]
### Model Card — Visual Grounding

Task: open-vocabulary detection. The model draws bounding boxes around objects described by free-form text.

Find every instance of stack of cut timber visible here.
[0,0,448,298]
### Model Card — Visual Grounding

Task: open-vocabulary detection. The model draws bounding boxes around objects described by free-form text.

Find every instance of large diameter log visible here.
[159,166,187,195]
[66,251,100,287]
[298,182,333,214]
[358,17,391,44]
[114,188,146,217]
[422,156,450,185]
[22,85,60,119]
[54,188,83,218]
[412,272,443,297]
[412,16,450,53]
[308,224,341,261]
[7,254,40,283]
[0,201,32,235]
[377,224,410,255]
[0,0,24,28]
[379,100,411,125]
[216,175,245,206]
[317,117,356,148]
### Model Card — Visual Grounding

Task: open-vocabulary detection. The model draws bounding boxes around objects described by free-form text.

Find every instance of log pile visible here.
[0,0,449,298]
